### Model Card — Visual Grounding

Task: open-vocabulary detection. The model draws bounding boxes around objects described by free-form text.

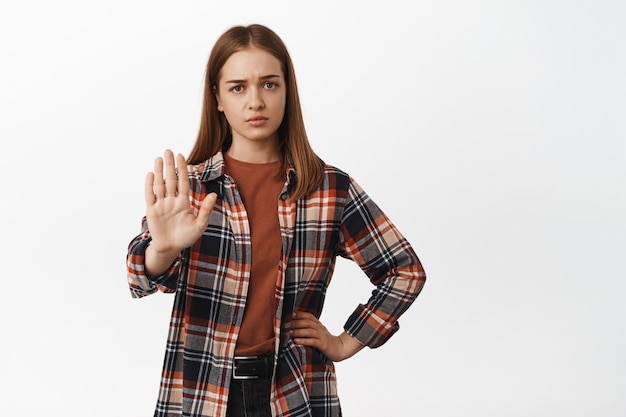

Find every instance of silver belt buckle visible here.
[233,355,260,380]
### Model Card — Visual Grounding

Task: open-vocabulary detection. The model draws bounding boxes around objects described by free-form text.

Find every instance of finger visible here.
[291,318,317,330]
[163,149,178,196]
[175,153,190,198]
[195,192,217,227]
[293,311,316,320]
[291,312,319,328]
[144,172,156,206]
[153,156,165,198]
[291,327,319,339]
[292,334,321,348]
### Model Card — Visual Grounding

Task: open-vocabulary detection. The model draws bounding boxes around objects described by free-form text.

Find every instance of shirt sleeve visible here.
[338,178,426,348]
[126,216,182,298]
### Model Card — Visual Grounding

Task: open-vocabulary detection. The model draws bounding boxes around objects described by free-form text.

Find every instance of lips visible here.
[246,116,268,122]
[246,116,268,126]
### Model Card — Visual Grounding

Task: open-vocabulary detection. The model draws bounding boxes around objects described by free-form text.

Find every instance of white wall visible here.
[1,1,624,415]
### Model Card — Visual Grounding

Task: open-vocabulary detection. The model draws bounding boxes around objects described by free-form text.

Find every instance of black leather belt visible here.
[232,354,274,380]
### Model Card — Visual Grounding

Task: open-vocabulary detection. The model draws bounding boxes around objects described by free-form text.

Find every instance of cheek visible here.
[275,95,287,116]
[217,103,236,124]
[220,101,239,119]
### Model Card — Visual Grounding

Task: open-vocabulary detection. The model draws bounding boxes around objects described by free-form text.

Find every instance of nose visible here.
[248,87,265,110]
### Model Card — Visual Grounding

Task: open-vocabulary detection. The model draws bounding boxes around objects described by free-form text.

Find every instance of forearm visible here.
[339,178,426,348]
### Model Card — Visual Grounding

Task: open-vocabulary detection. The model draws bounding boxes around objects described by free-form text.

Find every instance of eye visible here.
[230,85,244,93]
[263,81,278,89]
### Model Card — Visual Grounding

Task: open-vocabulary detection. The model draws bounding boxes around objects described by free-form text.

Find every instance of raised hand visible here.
[143,149,217,276]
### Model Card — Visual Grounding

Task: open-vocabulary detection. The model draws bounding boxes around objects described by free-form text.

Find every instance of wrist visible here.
[337,332,365,361]
[148,244,177,257]
[144,243,180,277]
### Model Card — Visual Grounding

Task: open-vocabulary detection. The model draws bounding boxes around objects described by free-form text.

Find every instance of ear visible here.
[213,85,223,112]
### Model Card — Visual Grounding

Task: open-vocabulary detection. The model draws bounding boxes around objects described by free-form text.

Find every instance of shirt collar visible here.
[199,152,226,183]
[199,151,297,184]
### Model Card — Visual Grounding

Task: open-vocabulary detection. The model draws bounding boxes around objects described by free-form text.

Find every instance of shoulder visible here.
[320,164,374,204]
[315,164,352,193]
[323,164,351,182]
[324,164,349,178]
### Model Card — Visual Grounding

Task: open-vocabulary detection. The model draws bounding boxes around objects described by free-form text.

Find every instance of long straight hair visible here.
[187,24,325,200]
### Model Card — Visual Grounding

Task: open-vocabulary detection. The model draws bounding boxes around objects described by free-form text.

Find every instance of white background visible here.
[1,1,624,415]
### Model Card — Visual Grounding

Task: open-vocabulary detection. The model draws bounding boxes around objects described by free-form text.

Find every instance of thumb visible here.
[196,192,217,226]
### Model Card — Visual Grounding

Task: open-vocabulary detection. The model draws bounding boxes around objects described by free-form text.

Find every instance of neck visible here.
[226,140,281,164]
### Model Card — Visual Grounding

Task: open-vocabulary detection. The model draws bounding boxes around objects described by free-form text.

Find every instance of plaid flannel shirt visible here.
[127,152,426,417]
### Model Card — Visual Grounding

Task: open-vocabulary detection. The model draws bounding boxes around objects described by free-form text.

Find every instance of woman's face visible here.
[215,47,286,148]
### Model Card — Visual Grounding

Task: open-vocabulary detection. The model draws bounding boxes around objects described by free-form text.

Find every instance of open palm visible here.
[145,150,216,255]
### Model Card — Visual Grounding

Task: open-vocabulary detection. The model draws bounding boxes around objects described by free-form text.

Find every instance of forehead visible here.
[219,47,283,81]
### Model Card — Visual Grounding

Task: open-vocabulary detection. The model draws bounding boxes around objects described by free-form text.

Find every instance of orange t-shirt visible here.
[224,154,284,356]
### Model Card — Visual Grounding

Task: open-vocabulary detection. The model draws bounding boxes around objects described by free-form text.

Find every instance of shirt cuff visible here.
[343,304,400,349]
[127,239,181,297]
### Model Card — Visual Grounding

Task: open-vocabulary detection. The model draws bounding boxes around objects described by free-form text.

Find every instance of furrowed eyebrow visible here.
[224,74,281,84]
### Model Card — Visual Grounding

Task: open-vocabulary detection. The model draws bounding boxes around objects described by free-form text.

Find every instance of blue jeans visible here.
[226,376,272,417]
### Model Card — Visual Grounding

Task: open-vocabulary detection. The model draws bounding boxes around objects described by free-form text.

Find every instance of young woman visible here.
[127,24,426,417]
